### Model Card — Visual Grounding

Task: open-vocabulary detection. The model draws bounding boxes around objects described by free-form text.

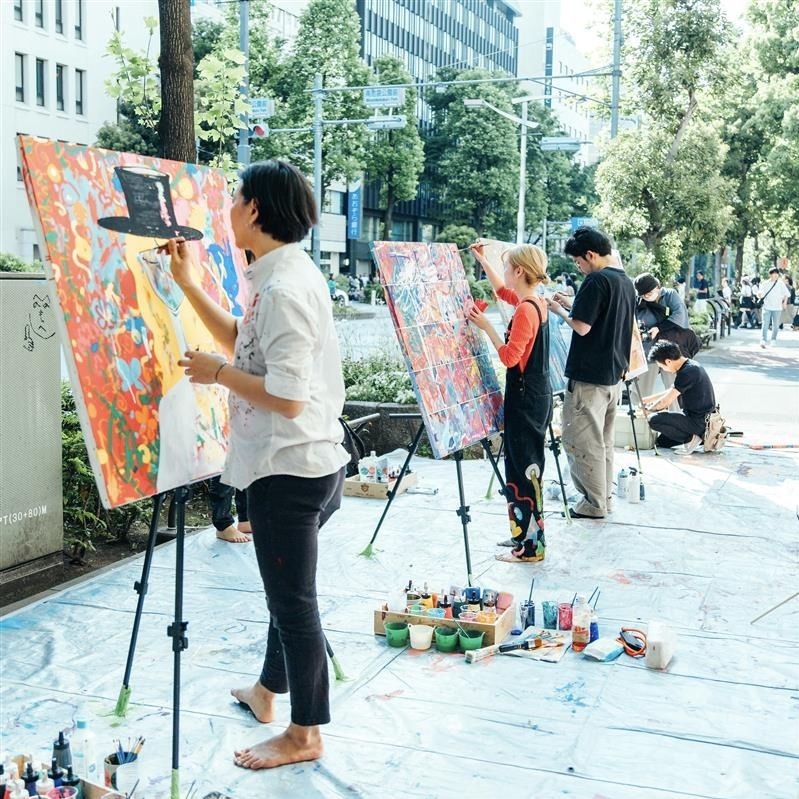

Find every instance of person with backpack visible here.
[758,267,791,347]
[633,272,696,412]
[642,340,717,454]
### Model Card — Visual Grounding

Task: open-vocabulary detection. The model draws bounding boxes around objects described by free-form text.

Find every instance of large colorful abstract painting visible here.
[18,136,248,508]
[472,238,571,394]
[371,242,503,458]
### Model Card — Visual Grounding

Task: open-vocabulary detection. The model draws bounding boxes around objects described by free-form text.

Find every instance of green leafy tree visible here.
[435,224,479,276]
[595,0,735,279]
[426,68,519,237]
[365,56,424,239]
[0,252,42,272]
[266,0,372,185]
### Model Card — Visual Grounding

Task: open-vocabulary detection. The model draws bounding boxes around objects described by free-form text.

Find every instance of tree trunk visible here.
[158,0,195,163]
[734,236,745,284]
[383,184,395,240]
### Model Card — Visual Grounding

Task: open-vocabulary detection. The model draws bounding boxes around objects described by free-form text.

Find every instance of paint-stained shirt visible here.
[496,287,546,371]
[222,244,349,489]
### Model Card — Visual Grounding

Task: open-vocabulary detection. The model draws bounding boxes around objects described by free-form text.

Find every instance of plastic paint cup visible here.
[408,604,425,616]
[387,591,407,612]
[426,607,445,618]
[103,753,138,791]
[409,624,434,650]
[475,610,497,624]
[434,626,459,652]
[458,629,485,651]
[385,621,409,647]
[519,600,535,628]
[558,602,573,631]
[47,789,78,799]
[458,611,477,621]
[542,601,558,629]
[405,592,421,606]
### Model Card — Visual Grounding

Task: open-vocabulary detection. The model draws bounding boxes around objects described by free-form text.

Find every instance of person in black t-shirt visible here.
[643,340,717,454]
[694,271,710,300]
[547,228,637,519]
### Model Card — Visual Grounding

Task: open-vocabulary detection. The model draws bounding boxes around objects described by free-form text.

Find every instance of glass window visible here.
[75,68,85,115]
[75,0,83,40]
[15,53,25,102]
[35,0,44,27]
[56,64,65,111]
[36,58,46,106]
[14,0,23,22]
[55,0,63,33]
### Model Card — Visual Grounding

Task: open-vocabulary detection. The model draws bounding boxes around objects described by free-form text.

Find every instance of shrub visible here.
[468,278,493,302]
[0,252,42,273]
[342,355,416,404]
[61,382,145,552]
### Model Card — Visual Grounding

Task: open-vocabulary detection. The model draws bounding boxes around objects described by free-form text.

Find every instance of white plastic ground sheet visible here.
[1,442,798,799]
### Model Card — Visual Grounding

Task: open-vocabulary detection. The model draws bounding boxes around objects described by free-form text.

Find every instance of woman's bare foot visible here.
[216,524,251,543]
[234,724,323,770]
[230,682,276,723]
[237,520,252,534]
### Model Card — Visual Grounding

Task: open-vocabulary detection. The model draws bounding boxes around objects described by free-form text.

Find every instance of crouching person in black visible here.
[642,340,716,454]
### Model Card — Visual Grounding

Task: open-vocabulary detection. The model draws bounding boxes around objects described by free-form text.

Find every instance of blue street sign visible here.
[570,216,598,231]
[347,180,363,240]
[363,86,406,108]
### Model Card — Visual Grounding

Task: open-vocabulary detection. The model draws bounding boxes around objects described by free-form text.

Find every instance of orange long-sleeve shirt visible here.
[496,287,547,372]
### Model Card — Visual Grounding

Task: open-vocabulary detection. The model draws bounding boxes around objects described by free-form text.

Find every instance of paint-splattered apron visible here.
[503,299,552,559]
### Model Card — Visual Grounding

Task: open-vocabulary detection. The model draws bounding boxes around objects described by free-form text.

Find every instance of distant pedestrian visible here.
[694,270,710,300]
[720,277,732,303]
[758,267,790,347]
[780,274,795,329]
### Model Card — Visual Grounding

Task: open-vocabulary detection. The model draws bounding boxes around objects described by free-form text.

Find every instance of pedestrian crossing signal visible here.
[250,123,268,138]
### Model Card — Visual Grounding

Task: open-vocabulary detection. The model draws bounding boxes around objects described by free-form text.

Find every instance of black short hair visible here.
[768,266,780,275]
[239,160,317,243]
[564,226,612,258]
[649,339,682,363]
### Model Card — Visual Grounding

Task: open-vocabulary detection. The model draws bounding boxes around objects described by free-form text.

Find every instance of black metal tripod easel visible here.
[358,414,507,587]
[113,485,192,799]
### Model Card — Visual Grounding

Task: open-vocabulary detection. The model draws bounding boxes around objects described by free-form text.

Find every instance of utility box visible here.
[0,272,63,582]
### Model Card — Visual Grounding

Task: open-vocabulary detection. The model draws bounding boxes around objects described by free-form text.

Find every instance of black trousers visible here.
[247,468,344,727]
[208,476,248,531]
[649,411,706,448]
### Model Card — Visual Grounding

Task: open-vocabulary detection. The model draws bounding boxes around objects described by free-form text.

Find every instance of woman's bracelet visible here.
[213,361,228,383]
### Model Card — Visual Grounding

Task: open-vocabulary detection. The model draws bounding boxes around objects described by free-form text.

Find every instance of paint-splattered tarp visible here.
[1,441,797,798]
[18,136,248,508]
[371,241,503,458]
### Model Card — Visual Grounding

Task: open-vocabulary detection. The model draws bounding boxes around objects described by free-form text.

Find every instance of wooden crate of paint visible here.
[343,471,417,499]
[374,603,515,647]
[83,779,123,798]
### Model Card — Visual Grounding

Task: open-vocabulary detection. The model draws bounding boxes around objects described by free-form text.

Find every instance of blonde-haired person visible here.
[468,244,551,561]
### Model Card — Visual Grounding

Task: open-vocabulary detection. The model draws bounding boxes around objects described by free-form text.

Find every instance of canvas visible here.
[625,323,649,381]
[471,238,571,394]
[18,135,248,509]
[371,242,503,458]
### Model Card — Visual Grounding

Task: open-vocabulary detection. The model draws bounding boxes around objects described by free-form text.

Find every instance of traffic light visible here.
[250,123,268,138]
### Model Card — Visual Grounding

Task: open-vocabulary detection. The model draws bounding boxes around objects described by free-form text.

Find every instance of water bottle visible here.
[617,468,629,499]
[72,718,98,783]
[628,468,640,504]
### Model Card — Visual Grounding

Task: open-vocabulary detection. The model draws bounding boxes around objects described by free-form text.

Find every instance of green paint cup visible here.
[385,621,409,647]
[434,626,459,652]
[458,629,485,651]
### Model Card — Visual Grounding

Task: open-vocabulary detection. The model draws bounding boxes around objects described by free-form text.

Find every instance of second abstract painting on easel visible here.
[371,241,504,458]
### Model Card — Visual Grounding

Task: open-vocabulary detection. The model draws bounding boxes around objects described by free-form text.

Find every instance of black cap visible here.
[634,272,659,296]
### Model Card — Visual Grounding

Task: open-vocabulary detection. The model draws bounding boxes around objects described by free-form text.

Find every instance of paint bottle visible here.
[617,468,628,499]
[589,607,600,643]
[48,757,64,788]
[437,589,452,619]
[61,765,82,799]
[71,718,98,783]
[4,763,19,799]
[571,596,591,652]
[8,784,27,799]
[35,770,54,796]
[52,731,72,772]
[22,762,38,797]
[420,583,433,609]
[639,481,646,501]
[627,468,640,504]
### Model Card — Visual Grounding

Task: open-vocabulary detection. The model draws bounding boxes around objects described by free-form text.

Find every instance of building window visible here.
[75,68,85,114]
[35,0,44,27]
[55,0,64,33]
[15,53,26,102]
[36,58,46,106]
[75,0,84,40]
[14,0,23,21]
[56,64,65,110]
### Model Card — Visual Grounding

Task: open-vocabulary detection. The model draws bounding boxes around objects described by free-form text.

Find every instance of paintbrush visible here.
[527,576,535,605]
[126,778,140,798]
[570,592,577,607]
[592,590,601,610]
[587,586,599,605]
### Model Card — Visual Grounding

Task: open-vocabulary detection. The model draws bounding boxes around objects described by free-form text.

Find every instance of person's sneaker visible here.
[497,537,517,547]
[759,340,766,348]
[677,434,702,455]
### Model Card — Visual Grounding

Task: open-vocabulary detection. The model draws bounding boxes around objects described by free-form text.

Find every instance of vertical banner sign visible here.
[544,27,554,109]
[347,179,363,240]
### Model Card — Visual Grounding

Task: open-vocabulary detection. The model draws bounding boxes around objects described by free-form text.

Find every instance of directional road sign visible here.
[365,115,407,131]
[363,86,406,108]
[250,97,275,120]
